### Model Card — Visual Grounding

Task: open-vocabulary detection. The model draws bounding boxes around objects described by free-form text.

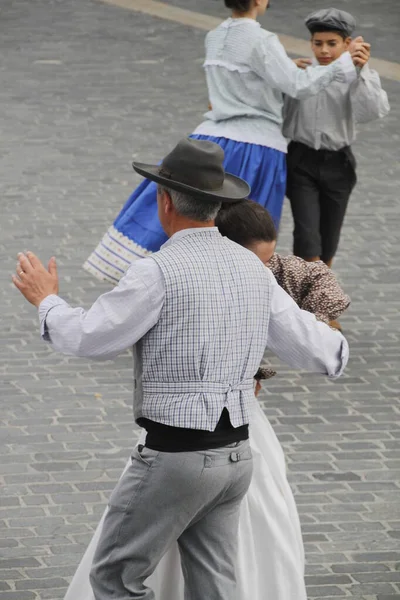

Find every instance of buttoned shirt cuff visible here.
[328,334,349,379]
[38,294,69,340]
[333,51,357,84]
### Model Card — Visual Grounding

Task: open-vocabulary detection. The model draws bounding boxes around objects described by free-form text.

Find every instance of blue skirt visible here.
[84,136,286,283]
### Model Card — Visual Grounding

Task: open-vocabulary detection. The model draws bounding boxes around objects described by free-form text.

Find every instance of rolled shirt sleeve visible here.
[268,254,351,324]
[267,273,349,378]
[351,63,390,124]
[38,258,165,360]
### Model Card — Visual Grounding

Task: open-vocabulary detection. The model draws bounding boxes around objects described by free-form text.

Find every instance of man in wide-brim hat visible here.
[13,137,348,600]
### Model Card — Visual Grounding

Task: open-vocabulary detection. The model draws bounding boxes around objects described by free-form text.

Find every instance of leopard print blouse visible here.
[255,254,350,381]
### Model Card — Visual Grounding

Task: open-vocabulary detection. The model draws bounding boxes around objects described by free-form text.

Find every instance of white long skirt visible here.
[64,401,306,600]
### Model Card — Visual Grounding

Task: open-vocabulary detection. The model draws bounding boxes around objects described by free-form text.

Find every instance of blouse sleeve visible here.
[268,254,350,323]
[252,33,356,99]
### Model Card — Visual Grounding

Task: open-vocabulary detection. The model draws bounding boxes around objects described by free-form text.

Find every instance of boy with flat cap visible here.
[284,8,390,270]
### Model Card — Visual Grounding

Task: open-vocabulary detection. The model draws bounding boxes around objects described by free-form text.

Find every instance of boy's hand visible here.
[351,42,371,67]
[293,58,312,69]
[349,35,364,52]
[349,36,371,67]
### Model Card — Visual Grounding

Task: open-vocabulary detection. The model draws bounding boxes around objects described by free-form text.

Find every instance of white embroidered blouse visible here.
[194,18,356,153]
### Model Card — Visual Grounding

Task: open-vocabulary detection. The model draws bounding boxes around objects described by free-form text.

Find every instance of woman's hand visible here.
[293,58,312,69]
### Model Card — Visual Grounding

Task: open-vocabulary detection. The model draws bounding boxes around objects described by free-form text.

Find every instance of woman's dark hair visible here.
[215,199,277,248]
[224,0,253,12]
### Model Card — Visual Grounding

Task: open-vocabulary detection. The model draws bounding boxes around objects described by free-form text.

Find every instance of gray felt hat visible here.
[133,137,250,203]
[305,8,356,37]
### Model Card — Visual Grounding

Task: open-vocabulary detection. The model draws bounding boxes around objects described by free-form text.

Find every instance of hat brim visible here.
[306,22,352,36]
[132,161,250,203]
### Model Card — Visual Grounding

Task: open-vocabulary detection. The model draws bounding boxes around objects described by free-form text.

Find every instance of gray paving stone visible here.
[352,553,400,563]
[0,571,22,583]
[1,497,22,507]
[0,593,37,600]
[332,563,391,573]
[353,573,400,584]
[0,540,19,549]
[305,586,344,596]
[313,472,362,482]
[22,495,50,506]
[0,559,41,569]
[348,584,398,596]
[50,492,102,504]
[315,513,365,523]
[24,566,76,579]
[337,522,386,533]
[15,577,69,590]
[306,574,353,586]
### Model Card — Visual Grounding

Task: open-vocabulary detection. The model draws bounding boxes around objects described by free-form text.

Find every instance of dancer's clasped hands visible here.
[349,35,371,66]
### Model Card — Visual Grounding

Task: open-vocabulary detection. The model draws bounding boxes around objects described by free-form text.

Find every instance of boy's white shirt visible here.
[283,57,390,150]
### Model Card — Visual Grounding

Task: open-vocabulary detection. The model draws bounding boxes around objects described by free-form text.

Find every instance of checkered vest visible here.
[134,230,271,430]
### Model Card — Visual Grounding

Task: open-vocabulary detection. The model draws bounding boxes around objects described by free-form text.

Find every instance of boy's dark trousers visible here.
[286,141,357,264]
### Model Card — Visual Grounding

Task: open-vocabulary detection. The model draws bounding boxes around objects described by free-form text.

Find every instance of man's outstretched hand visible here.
[13,252,59,307]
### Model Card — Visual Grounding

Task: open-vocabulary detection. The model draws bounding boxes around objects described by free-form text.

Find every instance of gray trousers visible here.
[90,440,253,600]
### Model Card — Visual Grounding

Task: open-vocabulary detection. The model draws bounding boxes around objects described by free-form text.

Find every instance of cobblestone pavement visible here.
[0,1,399,599]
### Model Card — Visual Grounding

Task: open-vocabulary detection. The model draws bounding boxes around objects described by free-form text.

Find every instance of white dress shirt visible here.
[194,18,357,153]
[39,229,348,379]
[283,62,390,151]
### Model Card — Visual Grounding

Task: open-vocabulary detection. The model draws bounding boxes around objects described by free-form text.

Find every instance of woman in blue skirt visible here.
[84,0,359,284]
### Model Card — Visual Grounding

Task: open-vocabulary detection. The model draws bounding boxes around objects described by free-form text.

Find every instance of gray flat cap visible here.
[305,8,356,37]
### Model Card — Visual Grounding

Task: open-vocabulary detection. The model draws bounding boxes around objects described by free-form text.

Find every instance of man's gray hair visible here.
[158,186,222,222]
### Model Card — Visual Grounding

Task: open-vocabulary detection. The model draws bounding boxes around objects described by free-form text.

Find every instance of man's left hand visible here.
[13,252,59,307]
